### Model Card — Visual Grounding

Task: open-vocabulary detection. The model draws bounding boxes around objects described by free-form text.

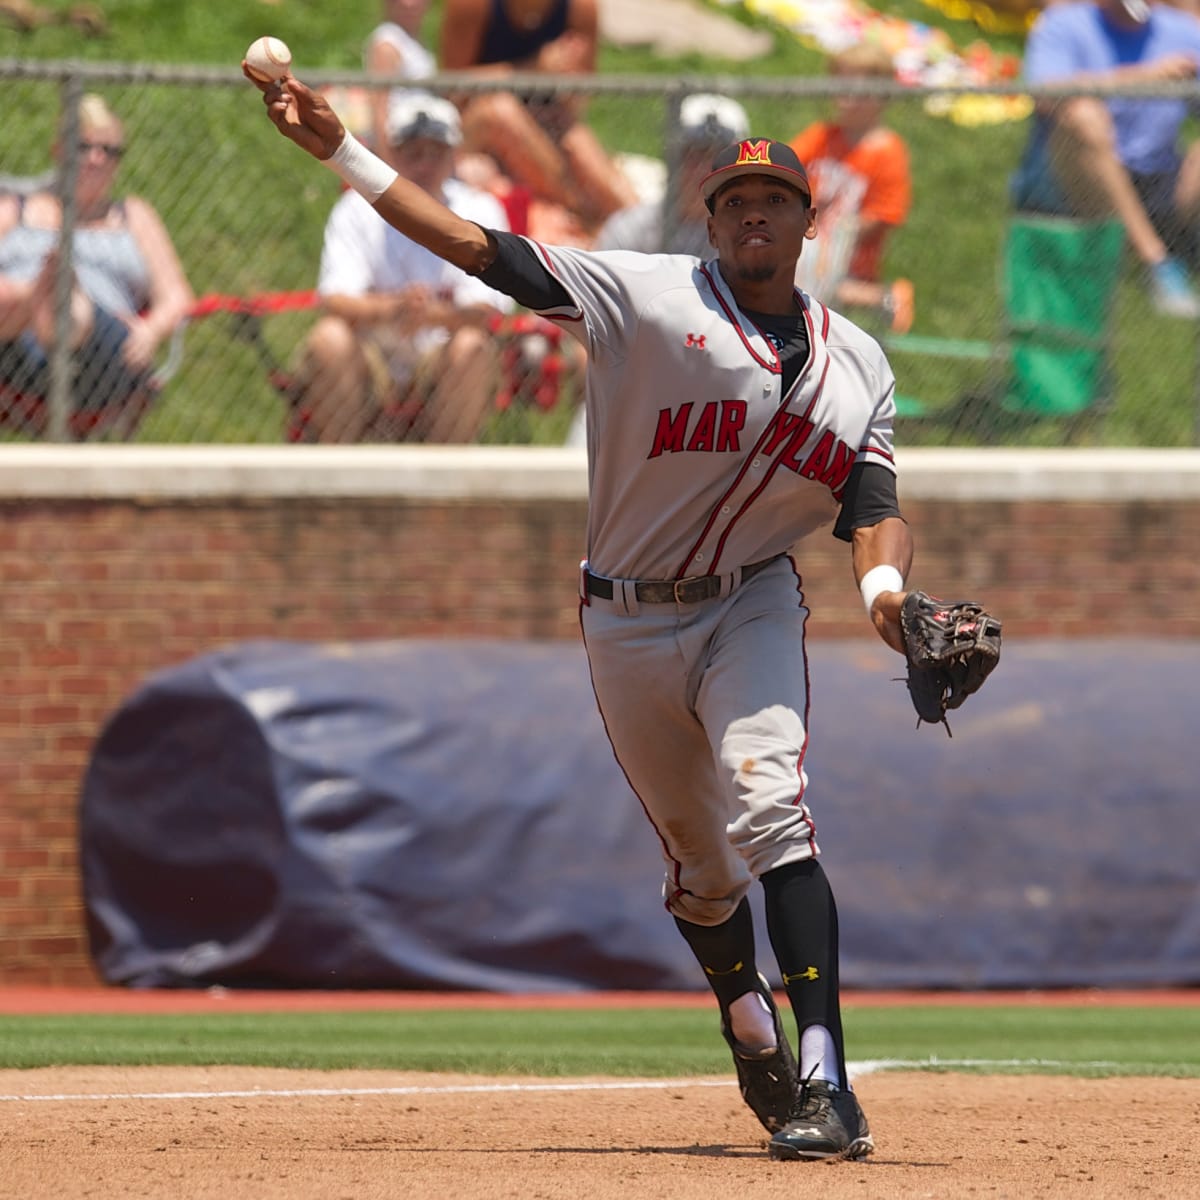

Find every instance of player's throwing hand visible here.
[241,67,345,163]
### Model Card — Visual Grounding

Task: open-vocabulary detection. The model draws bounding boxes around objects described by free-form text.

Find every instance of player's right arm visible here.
[249,72,499,275]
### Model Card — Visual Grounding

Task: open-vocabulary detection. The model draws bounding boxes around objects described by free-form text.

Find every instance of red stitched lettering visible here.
[686,402,718,452]
[823,441,855,499]
[780,423,814,471]
[715,400,746,451]
[648,403,693,458]
[762,412,809,456]
[799,430,835,480]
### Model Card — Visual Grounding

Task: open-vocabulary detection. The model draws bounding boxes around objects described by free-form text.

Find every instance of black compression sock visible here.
[761,858,848,1087]
[673,895,763,1011]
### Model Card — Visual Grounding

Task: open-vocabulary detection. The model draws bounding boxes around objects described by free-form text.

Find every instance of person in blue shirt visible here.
[1011,0,1200,317]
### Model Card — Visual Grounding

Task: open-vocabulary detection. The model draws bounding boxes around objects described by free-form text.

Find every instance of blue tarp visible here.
[81,638,1200,991]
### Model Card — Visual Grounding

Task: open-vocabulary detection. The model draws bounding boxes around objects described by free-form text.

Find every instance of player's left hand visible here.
[243,69,345,162]
[899,591,1002,735]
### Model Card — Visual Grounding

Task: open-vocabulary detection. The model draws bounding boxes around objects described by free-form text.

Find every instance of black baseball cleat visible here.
[719,978,798,1133]
[767,1078,875,1161]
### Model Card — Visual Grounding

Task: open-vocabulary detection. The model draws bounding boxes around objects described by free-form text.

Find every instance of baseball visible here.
[244,36,292,83]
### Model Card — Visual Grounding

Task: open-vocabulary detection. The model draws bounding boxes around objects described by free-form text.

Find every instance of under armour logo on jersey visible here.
[685,332,706,349]
[783,966,820,983]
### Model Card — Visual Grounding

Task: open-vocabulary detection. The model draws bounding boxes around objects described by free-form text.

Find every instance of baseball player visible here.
[248,67,916,1162]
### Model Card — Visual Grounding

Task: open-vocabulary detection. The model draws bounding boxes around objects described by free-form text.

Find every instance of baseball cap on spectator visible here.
[700,138,811,206]
[386,91,462,146]
[679,94,750,147]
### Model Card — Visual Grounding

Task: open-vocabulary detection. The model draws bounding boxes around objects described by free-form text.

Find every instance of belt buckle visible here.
[672,575,702,603]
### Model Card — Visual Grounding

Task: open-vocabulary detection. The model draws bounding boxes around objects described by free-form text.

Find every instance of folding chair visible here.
[888,214,1126,438]
[0,174,167,440]
[1000,214,1125,418]
[185,290,575,442]
[0,315,182,441]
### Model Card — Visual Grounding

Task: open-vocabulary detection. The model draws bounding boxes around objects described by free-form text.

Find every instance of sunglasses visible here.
[78,140,124,160]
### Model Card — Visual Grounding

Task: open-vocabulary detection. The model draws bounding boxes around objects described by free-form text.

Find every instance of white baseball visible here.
[244,36,292,83]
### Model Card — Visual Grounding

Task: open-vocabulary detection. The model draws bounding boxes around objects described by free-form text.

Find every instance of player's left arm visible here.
[833,459,912,654]
[851,514,913,655]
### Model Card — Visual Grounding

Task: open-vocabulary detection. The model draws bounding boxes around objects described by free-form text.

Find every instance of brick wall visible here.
[2,446,1199,985]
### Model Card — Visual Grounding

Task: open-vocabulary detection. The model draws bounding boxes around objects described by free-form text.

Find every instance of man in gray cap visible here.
[594,93,750,257]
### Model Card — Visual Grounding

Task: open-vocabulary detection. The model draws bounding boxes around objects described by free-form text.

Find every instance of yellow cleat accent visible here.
[783,966,820,983]
[704,960,745,976]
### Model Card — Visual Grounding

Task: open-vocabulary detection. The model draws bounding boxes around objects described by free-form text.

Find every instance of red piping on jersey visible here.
[699,263,781,374]
[676,296,826,579]
[706,356,831,575]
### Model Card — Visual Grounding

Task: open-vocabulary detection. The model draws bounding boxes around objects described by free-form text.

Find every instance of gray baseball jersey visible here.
[498,244,897,922]
[525,246,897,581]
[476,234,901,923]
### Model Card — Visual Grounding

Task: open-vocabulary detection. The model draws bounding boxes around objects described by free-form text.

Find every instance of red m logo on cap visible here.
[736,139,772,165]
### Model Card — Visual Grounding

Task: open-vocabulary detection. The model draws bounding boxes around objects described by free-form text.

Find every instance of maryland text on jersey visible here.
[647,402,860,502]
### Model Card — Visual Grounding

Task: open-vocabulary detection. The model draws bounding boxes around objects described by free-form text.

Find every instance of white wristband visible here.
[325,132,398,203]
[860,564,904,615]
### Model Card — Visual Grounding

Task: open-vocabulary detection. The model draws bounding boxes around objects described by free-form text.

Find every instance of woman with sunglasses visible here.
[0,93,193,437]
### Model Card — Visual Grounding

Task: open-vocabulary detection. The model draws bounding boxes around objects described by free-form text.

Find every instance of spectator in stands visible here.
[1011,0,1200,318]
[594,93,750,256]
[293,92,514,443]
[0,93,193,437]
[788,43,914,334]
[364,0,437,152]
[438,0,637,232]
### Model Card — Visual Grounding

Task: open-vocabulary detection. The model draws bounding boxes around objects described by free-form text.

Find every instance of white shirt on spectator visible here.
[317,179,513,381]
[363,21,436,82]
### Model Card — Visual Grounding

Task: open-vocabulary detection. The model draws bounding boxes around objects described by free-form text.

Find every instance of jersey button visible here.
[694,553,705,563]
[721,505,730,514]
[752,458,762,469]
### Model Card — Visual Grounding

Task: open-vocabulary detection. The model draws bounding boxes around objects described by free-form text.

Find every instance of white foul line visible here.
[0,1079,733,1103]
[0,1058,1125,1104]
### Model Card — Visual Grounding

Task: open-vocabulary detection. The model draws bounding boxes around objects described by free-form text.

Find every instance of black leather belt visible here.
[584,555,780,605]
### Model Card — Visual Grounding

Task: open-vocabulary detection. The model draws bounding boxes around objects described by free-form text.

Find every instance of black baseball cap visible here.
[700,139,811,206]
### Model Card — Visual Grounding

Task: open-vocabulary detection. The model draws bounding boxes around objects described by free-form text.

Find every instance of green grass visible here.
[2,2,1198,445]
[0,1005,1196,1077]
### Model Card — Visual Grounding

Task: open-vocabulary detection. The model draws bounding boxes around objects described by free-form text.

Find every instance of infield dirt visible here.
[3,1066,1198,1199]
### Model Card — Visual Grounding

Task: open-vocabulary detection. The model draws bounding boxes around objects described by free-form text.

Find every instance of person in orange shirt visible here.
[790,42,914,333]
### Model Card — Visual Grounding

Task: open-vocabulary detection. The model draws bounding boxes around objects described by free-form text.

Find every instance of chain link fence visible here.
[2,60,1199,445]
